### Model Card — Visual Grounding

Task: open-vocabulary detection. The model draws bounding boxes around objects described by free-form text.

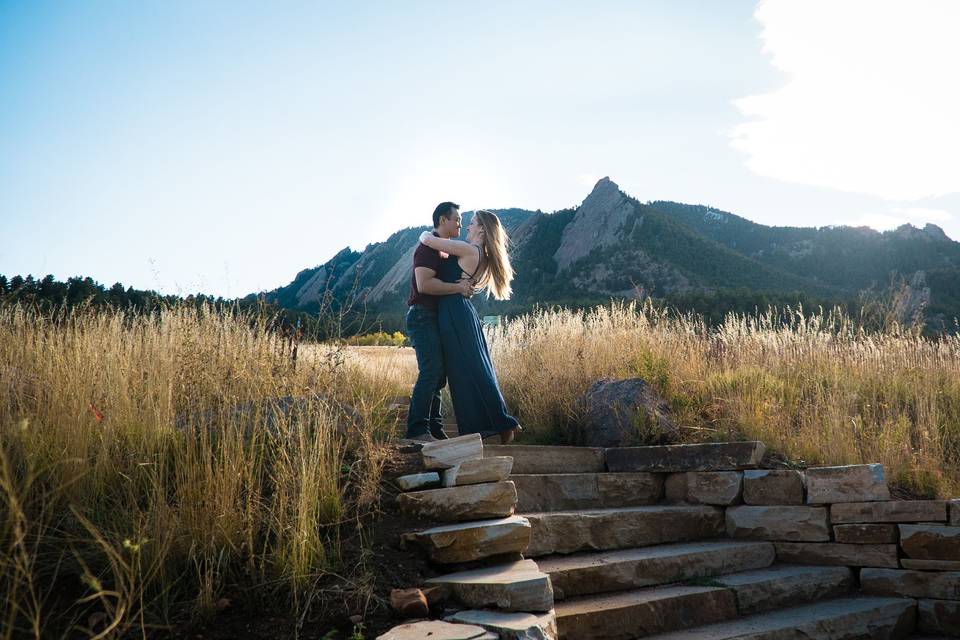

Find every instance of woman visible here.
[418,210,521,444]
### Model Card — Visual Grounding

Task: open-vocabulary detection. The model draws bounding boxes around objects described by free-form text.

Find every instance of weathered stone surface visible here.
[425,560,554,613]
[861,568,960,600]
[665,472,743,505]
[742,469,804,505]
[638,596,916,640]
[831,500,948,523]
[714,564,853,615]
[398,481,517,522]
[538,540,775,600]
[422,433,483,470]
[512,473,663,512]
[555,585,736,639]
[524,505,724,557]
[834,523,898,544]
[443,456,513,488]
[805,464,891,504]
[900,524,960,561]
[389,588,428,618]
[446,609,558,640]
[395,472,440,491]
[726,506,829,542]
[376,620,497,640]
[402,516,531,564]
[901,559,960,571]
[950,499,960,525]
[606,441,765,473]
[919,599,960,635]
[485,445,605,474]
[582,377,678,447]
[774,542,899,568]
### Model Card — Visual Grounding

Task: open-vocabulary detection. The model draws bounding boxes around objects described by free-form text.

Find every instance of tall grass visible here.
[490,301,960,497]
[0,303,404,638]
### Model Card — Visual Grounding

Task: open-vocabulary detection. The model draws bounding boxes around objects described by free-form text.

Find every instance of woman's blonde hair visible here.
[474,210,514,300]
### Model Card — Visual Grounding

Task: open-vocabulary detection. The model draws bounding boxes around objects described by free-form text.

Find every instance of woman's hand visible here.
[419,231,437,246]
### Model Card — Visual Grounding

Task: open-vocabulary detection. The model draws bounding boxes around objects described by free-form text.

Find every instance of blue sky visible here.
[2,1,958,297]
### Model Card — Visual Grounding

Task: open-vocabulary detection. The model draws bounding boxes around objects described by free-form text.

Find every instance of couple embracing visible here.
[402,202,521,445]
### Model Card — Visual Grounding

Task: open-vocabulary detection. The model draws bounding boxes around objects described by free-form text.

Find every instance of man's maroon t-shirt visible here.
[407,242,445,309]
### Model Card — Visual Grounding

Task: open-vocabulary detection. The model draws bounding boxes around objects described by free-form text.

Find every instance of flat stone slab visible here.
[402,516,531,564]
[537,540,775,600]
[485,445,605,474]
[524,505,725,557]
[605,441,765,473]
[376,620,497,640]
[774,542,899,568]
[919,599,960,635]
[834,523,899,544]
[726,506,830,542]
[665,471,743,505]
[641,596,916,640]
[902,559,960,571]
[396,472,440,491]
[422,433,484,470]
[512,473,663,512]
[443,456,513,487]
[555,584,737,639]
[831,500,948,524]
[805,464,891,504]
[714,564,854,615]
[900,524,960,560]
[425,559,554,613]
[861,568,960,600]
[398,481,517,522]
[445,609,558,640]
[742,469,804,505]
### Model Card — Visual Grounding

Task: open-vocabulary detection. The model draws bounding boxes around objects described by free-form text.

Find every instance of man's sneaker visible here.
[399,432,438,445]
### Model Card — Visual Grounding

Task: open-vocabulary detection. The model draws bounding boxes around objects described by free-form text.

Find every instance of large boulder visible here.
[582,378,678,447]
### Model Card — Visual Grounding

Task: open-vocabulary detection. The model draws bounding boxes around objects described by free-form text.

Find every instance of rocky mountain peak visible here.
[553,177,637,271]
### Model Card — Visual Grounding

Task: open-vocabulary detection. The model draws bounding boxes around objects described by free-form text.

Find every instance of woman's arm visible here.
[420,231,476,258]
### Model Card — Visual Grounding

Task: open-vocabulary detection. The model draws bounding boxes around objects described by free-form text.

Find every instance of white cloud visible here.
[730,0,960,201]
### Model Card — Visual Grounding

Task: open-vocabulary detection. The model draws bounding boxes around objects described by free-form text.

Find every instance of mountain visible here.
[256,178,960,331]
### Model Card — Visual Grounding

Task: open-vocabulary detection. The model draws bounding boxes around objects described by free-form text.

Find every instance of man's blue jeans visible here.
[406,304,445,438]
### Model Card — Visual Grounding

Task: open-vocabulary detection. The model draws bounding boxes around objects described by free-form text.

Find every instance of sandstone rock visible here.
[402,516,531,564]
[376,620,497,640]
[389,588,428,618]
[742,469,804,505]
[950,499,960,525]
[422,434,483,470]
[833,523,898,544]
[512,473,663,512]
[900,524,960,560]
[726,506,829,541]
[425,560,554,613]
[714,565,853,615]
[774,542,899,568]
[919,599,960,635]
[443,456,513,487]
[901,559,960,571]
[485,445,604,474]
[805,464,890,504]
[396,472,440,491]
[861,568,960,600]
[605,441,765,473]
[446,609,558,640]
[582,377,678,446]
[666,472,742,505]
[830,499,948,523]
[398,481,517,522]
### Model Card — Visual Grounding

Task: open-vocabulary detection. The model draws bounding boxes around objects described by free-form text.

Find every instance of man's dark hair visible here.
[432,202,460,228]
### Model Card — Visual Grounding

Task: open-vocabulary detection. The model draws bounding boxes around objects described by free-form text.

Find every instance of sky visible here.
[2,0,959,297]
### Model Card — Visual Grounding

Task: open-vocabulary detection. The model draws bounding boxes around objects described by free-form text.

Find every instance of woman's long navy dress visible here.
[437,249,519,437]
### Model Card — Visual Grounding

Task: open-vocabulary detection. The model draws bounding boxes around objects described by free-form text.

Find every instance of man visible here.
[403,202,474,443]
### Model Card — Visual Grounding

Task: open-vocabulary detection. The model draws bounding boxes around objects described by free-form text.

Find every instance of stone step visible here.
[605,441,765,473]
[511,473,663,512]
[537,539,775,600]
[524,505,725,557]
[424,559,554,613]
[397,481,517,522]
[641,596,916,640]
[712,564,854,615]
[445,609,558,640]
[401,516,531,564]
[484,445,605,474]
